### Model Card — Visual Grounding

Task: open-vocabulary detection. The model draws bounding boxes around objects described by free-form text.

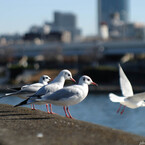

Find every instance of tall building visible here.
[54,12,76,30]
[98,0,129,36]
[51,11,81,41]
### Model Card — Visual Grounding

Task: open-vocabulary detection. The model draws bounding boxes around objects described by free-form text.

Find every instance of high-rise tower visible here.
[98,0,129,35]
[53,12,81,41]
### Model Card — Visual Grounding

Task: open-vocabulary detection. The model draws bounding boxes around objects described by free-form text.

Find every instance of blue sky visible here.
[0,0,145,36]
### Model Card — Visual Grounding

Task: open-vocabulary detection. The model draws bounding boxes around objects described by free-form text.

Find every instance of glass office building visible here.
[98,0,129,27]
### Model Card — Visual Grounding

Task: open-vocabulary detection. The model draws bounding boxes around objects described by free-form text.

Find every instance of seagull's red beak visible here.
[91,82,98,86]
[71,78,76,83]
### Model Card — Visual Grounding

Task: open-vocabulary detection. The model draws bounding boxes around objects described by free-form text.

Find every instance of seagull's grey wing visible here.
[17,89,36,94]
[35,83,62,96]
[119,64,133,97]
[1,84,43,99]
[3,89,36,97]
[14,84,42,95]
[7,87,22,91]
[22,83,43,91]
[126,92,145,102]
[41,87,77,101]
[35,85,48,96]
[27,84,52,101]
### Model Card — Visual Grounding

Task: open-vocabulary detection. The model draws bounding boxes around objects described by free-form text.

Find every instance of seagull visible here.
[15,69,76,114]
[0,75,51,99]
[109,64,145,114]
[16,75,98,118]
[0,75,51,109]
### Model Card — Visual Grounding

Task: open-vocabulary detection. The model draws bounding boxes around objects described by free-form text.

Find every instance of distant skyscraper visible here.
[54,12,76,29]
[52,11,81,41]
[98,0,129,35]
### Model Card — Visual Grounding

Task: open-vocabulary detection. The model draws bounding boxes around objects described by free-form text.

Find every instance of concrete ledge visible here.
[0,104,144,145]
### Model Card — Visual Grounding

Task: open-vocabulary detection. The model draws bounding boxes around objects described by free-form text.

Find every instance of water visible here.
[0,93,145,136]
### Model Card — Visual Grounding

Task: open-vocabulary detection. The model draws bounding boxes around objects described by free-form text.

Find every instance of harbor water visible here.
[0,93,145,137]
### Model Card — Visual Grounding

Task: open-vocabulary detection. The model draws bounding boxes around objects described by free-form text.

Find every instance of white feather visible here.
[119,64,133,97]
[109,93,124,102]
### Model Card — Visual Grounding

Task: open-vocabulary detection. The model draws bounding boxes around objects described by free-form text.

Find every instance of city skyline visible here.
[0,0,145,36]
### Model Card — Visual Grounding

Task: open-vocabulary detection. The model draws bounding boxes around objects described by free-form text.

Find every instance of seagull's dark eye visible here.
[87,79,90,81]
[46,77,48,79]
[68,74,70,77]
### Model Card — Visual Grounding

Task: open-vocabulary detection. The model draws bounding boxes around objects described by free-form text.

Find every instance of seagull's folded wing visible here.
[5,89,35,96]
[126,92,145,102]
[119,64,133,97]
[21,83,43,91]
[37,87,78,102]
[7,87,22,91]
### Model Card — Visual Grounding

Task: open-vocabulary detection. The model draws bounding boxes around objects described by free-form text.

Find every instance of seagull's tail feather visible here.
[5,92,17,96]
[109,93,124,103]
[14,98,29,107]
[0,92,18,99]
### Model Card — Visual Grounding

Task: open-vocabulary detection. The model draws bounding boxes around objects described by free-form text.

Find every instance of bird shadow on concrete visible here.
[0,110,15,113]
[0,116,52,120]
[0,111,53,120]
[14,116,52,120]
[0,113,30,117]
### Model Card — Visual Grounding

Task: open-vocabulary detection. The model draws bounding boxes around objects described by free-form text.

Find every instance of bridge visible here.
[1,40,145,57]
[101,40,145,55]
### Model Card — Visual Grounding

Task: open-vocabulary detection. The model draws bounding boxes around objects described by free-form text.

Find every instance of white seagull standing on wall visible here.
[0,75,51,110]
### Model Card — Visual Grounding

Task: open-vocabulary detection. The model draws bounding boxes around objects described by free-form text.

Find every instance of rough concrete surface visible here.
[0,104,144,145]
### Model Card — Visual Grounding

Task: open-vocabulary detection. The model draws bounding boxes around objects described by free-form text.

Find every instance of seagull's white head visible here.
[60,69,76,82]
[79,75,98,86]
[39,75,51,84]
